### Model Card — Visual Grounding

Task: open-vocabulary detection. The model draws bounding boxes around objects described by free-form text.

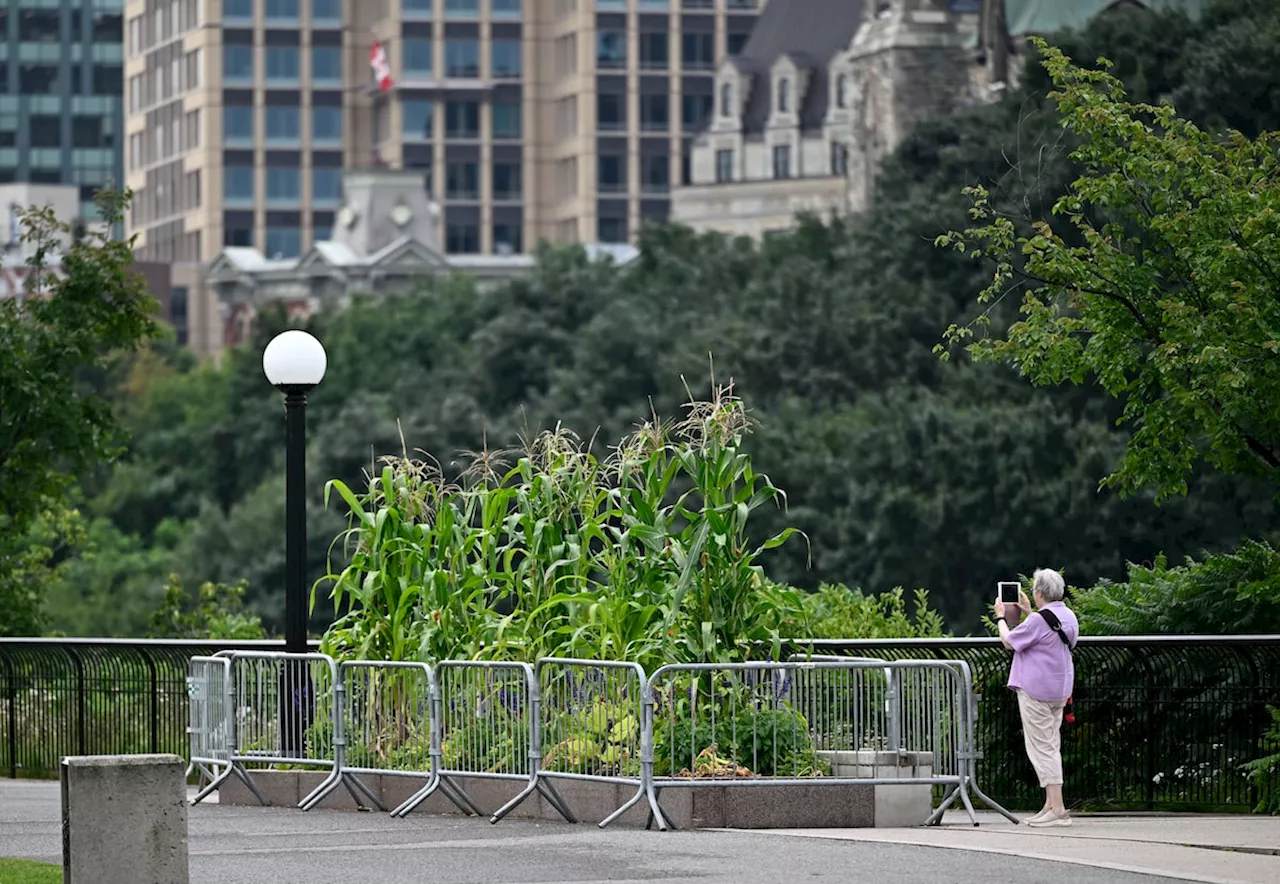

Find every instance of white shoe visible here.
[1028,811,1072,828]
[1023,809,1052,825]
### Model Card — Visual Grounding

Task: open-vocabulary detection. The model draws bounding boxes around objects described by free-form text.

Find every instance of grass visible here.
[0,858,61,884]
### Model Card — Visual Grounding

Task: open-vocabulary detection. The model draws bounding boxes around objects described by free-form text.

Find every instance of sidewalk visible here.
[759,811,1280,884]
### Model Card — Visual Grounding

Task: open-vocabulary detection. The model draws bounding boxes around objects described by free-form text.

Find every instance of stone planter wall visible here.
[217,769,934,828]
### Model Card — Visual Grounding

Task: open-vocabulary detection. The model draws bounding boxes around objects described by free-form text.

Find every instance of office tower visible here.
[123,0,762,355]
[0,1,125,223]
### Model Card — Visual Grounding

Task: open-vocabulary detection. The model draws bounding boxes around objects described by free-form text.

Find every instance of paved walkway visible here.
[763,811,1280,884]
[3,780,1279,883]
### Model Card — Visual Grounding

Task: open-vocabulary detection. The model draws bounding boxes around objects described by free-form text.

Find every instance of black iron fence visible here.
[3,636,1278,812]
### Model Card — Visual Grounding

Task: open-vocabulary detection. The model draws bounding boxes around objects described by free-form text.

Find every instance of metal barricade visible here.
[391,660,569,823]
[644,659,1015,831]
[301,661,435,812]
[187,656,232,803]
[220,651,342,810]
[537,658,653,829]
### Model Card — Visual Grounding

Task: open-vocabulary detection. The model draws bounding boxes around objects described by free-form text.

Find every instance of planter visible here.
[218,769,934,827]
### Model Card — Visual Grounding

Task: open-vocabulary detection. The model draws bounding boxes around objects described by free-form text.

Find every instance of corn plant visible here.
[314,383,806,671]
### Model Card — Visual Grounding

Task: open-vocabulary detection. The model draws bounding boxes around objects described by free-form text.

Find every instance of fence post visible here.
[66,646,87,756]
[4,651,16,779]
[144,649,159,754]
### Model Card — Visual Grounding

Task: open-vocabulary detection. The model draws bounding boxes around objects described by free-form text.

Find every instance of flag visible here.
[370,40,393,92]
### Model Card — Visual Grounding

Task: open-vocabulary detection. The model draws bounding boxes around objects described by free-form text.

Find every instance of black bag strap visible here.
[1038,609,1074,650]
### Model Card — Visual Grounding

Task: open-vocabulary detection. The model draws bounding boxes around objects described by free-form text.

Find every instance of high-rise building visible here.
[1,1,125,223]
[122,0,762,355]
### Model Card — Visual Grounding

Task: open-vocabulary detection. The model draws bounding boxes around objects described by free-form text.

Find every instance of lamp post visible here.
[262,329,327,753]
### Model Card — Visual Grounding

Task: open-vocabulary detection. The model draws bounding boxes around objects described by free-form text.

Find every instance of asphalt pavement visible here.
[0,780,1248,884]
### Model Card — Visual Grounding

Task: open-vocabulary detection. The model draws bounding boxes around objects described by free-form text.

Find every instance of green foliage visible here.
[793,584,947,640]
[0,858,61,884]
[1243,705,1280,814]
[544,697,642,777]
[941,38,1280,501]
[653,702,825,778]
[1072,541,1280,634]
[316,384,805,669]
[0,505,84,636]
[0,190,159,630]
[147,573,267,640]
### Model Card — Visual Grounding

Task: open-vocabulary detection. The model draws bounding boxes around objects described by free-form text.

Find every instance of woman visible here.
[994,568,1079,828]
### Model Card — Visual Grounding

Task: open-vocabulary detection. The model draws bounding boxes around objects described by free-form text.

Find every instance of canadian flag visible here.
[370,41,393,92]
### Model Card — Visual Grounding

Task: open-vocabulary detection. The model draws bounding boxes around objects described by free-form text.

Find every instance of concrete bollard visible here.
[60,754,190,884]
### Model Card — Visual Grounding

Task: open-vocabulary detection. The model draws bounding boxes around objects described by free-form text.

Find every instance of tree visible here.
[940,39,1280,501]
[0,190,159,633]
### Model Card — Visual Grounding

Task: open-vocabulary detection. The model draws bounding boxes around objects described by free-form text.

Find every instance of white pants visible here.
[1017,689,1065,787]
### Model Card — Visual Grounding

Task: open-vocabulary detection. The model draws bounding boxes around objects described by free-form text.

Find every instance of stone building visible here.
[672,0,1202,237]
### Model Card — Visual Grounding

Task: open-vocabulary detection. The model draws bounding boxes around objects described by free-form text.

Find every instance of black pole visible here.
[283,388,310,653]
[279,385,315,756]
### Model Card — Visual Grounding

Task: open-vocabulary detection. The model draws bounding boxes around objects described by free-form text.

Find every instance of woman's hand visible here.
[1018,588,1032,615]
[993,598,1006,620]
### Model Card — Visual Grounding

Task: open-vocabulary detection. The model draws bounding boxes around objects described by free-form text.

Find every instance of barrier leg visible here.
[968,779,1019,825]
[925,785,961,826]
[535,779,577,824]
[190,763,234,806]
[644,783,670,832]
[343,772,387,812]
[439,776,484,816]
[299,767,342,811]
[488,777,538,825]
[229,762,267,806]
[599,783,645,829]
[957,779,980,826]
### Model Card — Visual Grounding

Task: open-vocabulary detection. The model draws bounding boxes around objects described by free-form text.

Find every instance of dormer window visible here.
[836,74,849,109]
[777,78,790,113]
[720,82,733,118]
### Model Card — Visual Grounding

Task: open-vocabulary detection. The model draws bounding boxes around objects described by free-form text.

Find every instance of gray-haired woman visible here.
[994,568,1079,827]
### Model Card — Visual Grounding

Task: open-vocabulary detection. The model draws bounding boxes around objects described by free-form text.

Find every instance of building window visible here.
[312,167,343,205]
[772,144,791,179]
[445,101,480,138]
[493,102,521,138]
[225,0,253,19]
[682,94,712,128]
[445,40,480,78]
[493,162,522,200]
[265,227,302,259]
[836,73,849,109]
[266,167,301,203]
[641,154,669,193]
[313,105,343,143]
[728,32,748,55]
[19,10,60,42]
[265,106,301,144]
[224,167,255,204]
[446,223,479,253]
[715,149,733,183]
[446,162,479,199]
[597,217,626,243]
[720,83,733,118]
[445,0,480,15]
[266,0,301,20]
[681,32,714,70]
[597,31,625,69]
[403,39,433,75]
[313,46,342,82]
[21,66,60,94]
[492,40,521,78]
[224,45,253,82]
[403,0,434,13]
[403,100,434,139]
[597,94,624,130]
[492,0,522,18]
[94,65,124,97]
[598,155,625,192]
[29,115,60,148]
[170,286,189,346]
[640,94,669,131]
[776,78,790,113]
[224,223,254,247]
[224,106,254,143]
[266,47,300,82]
[313,0,342,21]
[639,33,668,69]
[493,223,522,254]
[830,141,847,176]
